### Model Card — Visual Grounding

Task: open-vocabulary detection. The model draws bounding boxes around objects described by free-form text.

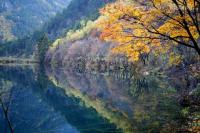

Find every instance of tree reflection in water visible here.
[46,67,184,133]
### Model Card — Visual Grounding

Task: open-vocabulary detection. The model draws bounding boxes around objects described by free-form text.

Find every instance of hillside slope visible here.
[44,0,115,40]
[0,0,114,57]
[0,0,71,43]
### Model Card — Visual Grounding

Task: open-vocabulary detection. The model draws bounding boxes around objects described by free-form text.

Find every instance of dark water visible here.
[0,66,184,133]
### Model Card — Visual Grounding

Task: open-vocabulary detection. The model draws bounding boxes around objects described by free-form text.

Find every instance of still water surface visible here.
[0,65,184,133]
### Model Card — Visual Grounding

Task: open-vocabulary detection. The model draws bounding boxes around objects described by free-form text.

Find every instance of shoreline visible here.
[0,57,39,65]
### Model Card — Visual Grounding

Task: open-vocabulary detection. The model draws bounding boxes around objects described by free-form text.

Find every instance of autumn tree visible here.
[97,0,200,62]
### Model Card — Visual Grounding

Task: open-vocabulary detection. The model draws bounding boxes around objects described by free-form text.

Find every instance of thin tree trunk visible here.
[0,98,14,133]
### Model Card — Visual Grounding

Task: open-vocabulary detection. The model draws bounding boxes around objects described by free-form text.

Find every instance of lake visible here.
[0,65,186,133]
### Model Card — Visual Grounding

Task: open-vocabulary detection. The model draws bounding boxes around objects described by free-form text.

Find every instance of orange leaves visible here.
[112,44,140,61]
[133,43,150,54]
[97,0,200,62]
[111,42,150,62]
[97,1,155,61]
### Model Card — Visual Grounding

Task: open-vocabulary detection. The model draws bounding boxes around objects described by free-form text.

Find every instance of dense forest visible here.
[46,1,200,131]
[0,0,72,42]
[0,0,113,57]
[47,0,200,74]
[0,0,199,132]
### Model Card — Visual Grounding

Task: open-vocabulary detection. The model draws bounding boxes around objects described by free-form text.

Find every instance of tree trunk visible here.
[195,46,200,55]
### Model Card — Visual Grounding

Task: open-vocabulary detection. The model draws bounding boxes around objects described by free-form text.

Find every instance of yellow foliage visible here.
[66,20,96,41]
[97,0,200,62]
[49,20,96,51]
[168,53,182,66]
[50,39,62,50]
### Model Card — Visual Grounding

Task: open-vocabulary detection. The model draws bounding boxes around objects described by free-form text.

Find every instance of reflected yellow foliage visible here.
[48,74,136,133]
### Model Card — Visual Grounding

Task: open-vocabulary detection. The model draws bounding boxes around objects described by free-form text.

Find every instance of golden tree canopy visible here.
[97,0,200,62]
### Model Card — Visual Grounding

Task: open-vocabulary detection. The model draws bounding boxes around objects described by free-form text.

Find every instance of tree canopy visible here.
[97,0,200,62]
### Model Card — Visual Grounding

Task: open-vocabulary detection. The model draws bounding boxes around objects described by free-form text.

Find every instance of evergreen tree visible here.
[37,34,50,63]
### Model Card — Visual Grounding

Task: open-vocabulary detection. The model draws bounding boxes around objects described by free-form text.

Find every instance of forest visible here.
[47,0,200,69]
[0,0,199,133]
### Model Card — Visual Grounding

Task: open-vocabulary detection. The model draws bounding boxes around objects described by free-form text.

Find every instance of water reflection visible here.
[46,67,183,133]
[0,65,185,133]
[0,66,121,133]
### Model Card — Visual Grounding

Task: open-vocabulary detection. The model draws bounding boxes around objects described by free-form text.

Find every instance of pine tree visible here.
[37,34,50,63]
